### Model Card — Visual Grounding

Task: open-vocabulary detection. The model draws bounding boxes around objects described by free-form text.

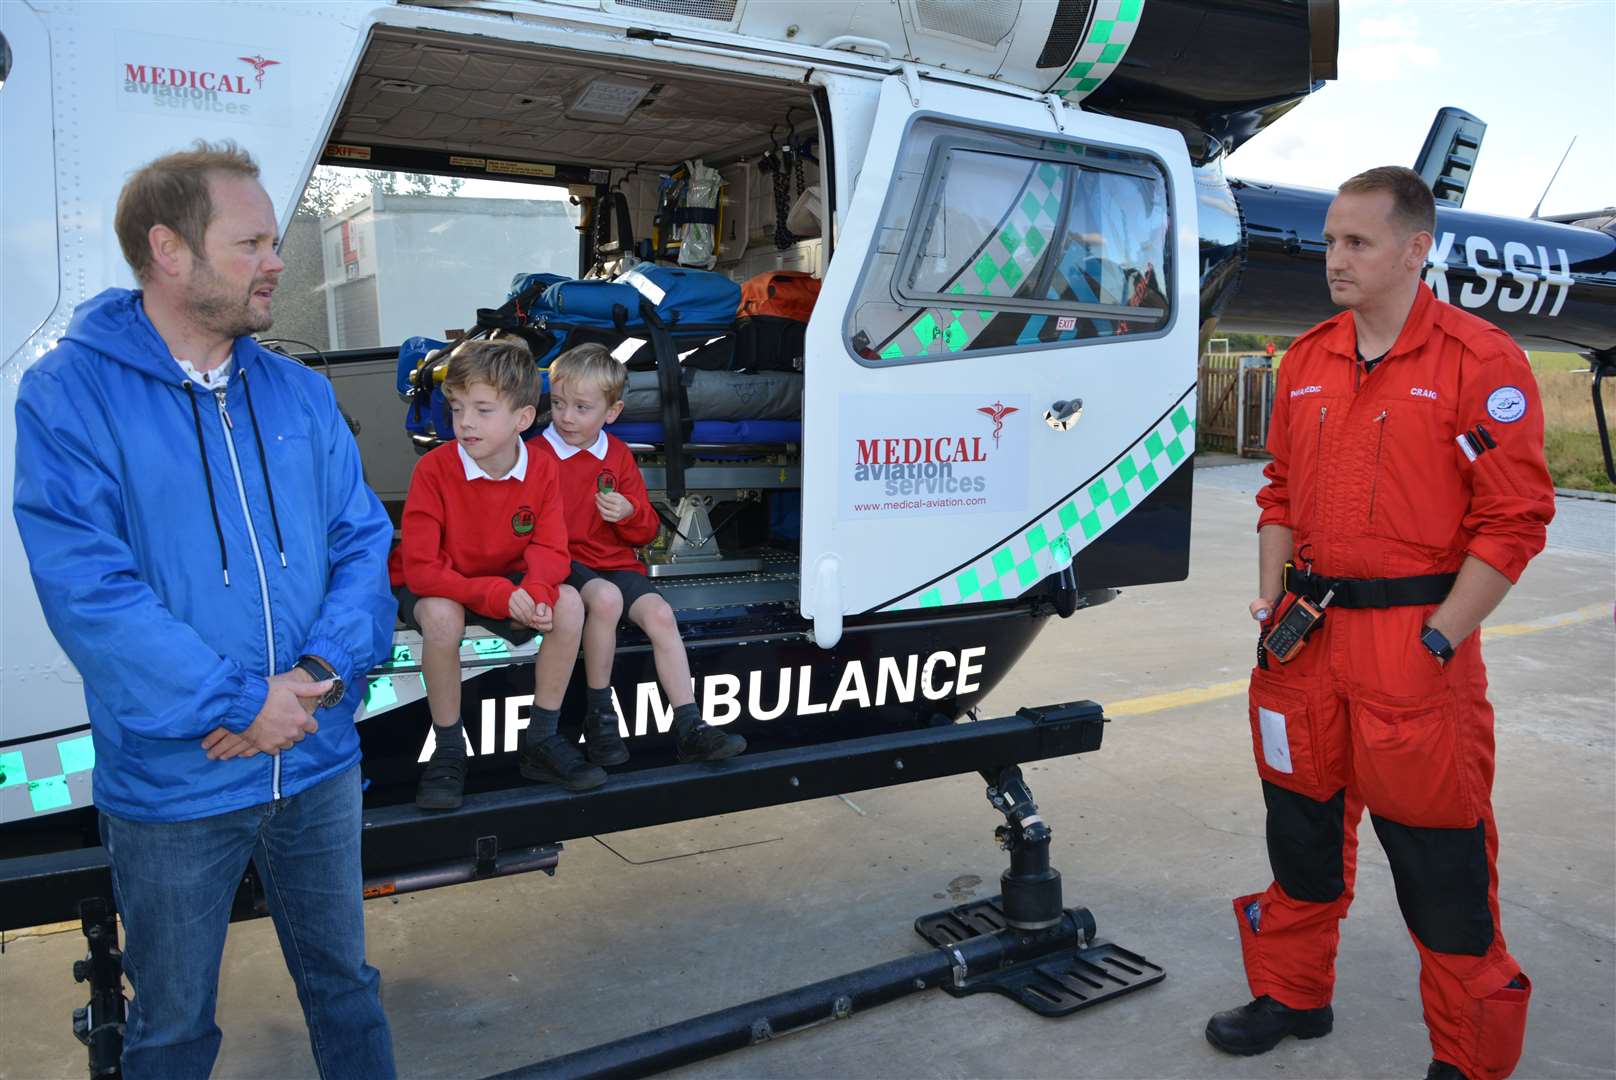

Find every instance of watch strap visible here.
[1420,625,1455,661]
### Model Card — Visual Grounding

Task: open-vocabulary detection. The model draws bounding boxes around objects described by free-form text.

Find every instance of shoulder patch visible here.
[1485,386,1528,424]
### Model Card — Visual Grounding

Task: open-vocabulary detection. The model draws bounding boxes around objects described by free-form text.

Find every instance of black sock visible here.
[587,687,614,715]
[431,719,466,758]
[527,705,561,745]
[672,703,701,731]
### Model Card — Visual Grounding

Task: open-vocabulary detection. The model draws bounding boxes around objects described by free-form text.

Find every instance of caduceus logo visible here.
[977,401,1019,449]
[237,54,280,89]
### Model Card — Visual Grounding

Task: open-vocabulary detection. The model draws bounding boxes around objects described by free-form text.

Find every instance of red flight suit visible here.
[1238,284,1555,1079]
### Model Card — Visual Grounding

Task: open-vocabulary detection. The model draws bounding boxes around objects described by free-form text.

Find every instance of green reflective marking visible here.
[1043,193,1061,220]
[998,225,1022,256]
[1037,162,1060,189]
[1166,439,1186,464]
[1081,511,1103,540]
[1172,406,1190,433]
[1051,535,1073,569]
[980,580,1004,602]
[992,548,1016,576]
[365,676,398,711]
[1026,524,1049,554]
[1065,61,1094,80]
[0,751,25,789]
[880,342,905,360]
[1139,462,1160,489]
[973,251,1000,287]
[1021,192,1043,221]
[391,644,413,665]
[919,589,943,609]
[912,312,939,347]
[978,306,994,320]
[949,282,966,295]
[943,319,968,351]
[1088,19,1115,44]
[471,638,509,658]
[1023,228,1046,259]
[1000,259,1025,289]
[1118,456,1138,483]
[1110,489,1132,514]
[57,736,95,775]
[1016,558,1040,587]
[1145,431,1165,458]
[1088,478,1110,502]
[1058,502,1080,531]
[1076,77,1102,92]
[1100,43,1126,63]
[1119,0,1143,20]
[957,567,981,598]
[29,775,71,813]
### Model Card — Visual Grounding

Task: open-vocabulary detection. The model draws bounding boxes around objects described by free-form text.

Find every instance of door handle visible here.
[1045,398,1084,431]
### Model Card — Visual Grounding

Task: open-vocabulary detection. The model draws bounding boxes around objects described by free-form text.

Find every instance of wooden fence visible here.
[1197,353,1274,456]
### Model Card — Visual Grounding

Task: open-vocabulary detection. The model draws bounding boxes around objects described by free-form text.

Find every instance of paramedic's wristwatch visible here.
[296,655,347,708]
[1419,625,1455,665]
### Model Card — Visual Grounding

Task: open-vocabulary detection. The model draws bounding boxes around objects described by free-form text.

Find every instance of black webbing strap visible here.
[640,299,693,502]
[1284,564,1457,609]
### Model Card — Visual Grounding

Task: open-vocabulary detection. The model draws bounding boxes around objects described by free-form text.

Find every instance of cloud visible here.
[1337,39,1441,82]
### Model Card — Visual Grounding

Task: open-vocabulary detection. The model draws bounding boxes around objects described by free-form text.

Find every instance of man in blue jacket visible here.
[13,142,396,1079]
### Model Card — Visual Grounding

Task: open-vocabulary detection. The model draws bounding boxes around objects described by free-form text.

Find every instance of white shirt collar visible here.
[173,355,232,389]
[457,438,528,482]
[542,425,608,461]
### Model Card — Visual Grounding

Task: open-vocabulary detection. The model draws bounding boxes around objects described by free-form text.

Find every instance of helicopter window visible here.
[847,121,1171,365]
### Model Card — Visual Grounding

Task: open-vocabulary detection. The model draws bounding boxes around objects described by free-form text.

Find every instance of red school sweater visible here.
[531,427,661,574]
[387,440,571,619]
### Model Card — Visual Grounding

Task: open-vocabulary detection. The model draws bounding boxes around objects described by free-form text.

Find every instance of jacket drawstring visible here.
[183,381,231,586]
[238,369,288,568]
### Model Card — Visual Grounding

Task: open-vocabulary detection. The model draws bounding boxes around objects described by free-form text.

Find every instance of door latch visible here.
[1045,398,1083,431]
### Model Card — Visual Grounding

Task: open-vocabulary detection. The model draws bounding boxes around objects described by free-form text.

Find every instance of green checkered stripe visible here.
[877,161,1066,361]
[890,400,1195,612]
[0,732,96,819]
[1047,0,1145,102]
[356,632,538,721]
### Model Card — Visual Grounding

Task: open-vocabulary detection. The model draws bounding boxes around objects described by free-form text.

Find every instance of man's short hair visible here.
[444,337,540,410]
[115,140,262,282]
[548,343,627,406]
[1338,165,1437,237]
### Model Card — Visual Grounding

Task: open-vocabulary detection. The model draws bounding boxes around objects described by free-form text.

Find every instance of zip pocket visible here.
[1366,409,1388,523]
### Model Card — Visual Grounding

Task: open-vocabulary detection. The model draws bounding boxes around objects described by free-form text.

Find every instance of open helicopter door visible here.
[801,76,1199,647]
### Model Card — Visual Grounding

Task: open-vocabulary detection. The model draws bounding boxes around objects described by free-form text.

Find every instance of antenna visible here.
[1531,137,1577,219]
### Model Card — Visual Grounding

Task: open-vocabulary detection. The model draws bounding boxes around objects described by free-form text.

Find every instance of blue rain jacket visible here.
[13,289,396,822]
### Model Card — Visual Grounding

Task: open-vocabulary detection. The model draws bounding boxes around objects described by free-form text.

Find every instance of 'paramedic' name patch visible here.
[1486,386,1527,424]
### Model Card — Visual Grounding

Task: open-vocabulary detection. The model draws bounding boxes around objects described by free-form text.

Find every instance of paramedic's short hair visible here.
[1338,166,1436,237]
[444,337,540,409]
[549,343,627,406]
[115,141,262,282]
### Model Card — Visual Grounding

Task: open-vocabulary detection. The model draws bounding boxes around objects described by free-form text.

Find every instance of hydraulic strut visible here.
[71,898,127,1079]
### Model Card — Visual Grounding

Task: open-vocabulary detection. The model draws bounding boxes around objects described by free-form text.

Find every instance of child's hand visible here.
[507,587,539,627]
[530,602,554,633]
[596,490,633,523]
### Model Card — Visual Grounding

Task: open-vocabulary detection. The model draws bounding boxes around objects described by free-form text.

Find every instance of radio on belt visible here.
[1263,587,1334,663]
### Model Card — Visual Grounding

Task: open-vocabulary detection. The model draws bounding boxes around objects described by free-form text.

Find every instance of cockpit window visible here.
[847,120,1171,365]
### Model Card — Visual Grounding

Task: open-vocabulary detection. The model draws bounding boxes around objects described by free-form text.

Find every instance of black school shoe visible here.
[673,715,746,763]
[520,734,607,790]
[415,753,467,811]
[1204,995,1334,1056]
[1426,1062,1467,1080]
[583,709,629,767]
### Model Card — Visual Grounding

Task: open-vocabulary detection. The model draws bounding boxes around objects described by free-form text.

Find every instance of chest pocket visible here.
[1364,397,1465,551]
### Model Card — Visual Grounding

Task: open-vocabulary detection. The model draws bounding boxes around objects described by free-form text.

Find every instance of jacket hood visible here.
[61,288,258,383]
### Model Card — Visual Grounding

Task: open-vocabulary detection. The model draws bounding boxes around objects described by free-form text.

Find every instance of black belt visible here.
[1283,564,1456,609]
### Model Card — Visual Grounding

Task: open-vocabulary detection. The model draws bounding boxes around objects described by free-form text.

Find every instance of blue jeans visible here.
[98,765,395,1079]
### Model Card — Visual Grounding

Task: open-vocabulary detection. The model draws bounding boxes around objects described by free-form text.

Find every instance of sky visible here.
[1225,0,1615,218]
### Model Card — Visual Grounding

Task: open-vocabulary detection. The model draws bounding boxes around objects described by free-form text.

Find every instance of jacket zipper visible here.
[1310,405,1328,525]
[1367,410,1389,523]
[213,386,282,800]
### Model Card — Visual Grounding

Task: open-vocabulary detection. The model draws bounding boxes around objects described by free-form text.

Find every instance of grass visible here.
[1537,370,1614,493]
[1530,351,1592,373]
[1544,430,1615,493]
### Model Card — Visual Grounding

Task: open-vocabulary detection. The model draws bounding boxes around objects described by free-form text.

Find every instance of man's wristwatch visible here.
[296,655,347,708]
[1419,625,1455,664]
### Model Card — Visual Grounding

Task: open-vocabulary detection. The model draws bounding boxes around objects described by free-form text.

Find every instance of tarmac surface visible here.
[2,458,1612,1080]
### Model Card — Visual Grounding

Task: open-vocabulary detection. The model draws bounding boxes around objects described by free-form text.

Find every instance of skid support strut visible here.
[71,897,127,1078]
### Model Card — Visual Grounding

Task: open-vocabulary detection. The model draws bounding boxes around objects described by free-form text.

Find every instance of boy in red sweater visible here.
[389,339,604,810]
[535,343,745,766]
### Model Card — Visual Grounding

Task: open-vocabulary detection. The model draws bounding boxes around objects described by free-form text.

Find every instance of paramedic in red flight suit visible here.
[1203,166,1555,1080]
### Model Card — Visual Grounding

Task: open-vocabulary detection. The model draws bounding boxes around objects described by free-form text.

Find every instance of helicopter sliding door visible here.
[800,76,1199,647]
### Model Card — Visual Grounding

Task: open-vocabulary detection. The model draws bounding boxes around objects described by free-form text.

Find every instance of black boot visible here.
[520,734,607,790]
[672,713,746,763]
[583,708,629,766]
[1205,995,1334,1056]
[1426,1062,1467,1080]
[414,752,468,811]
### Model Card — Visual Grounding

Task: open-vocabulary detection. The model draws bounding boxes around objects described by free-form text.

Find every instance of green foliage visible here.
[293,166,466,219]
[1544,430,1615,493]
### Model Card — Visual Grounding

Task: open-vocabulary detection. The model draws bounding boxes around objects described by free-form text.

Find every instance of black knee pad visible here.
[1262,781,1347,903]
[1371,814,1494,956]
